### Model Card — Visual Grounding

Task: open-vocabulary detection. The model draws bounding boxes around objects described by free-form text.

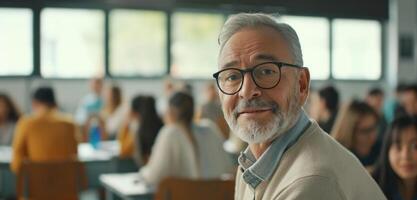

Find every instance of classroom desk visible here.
[99,173,154,200]
[0,141,123,198]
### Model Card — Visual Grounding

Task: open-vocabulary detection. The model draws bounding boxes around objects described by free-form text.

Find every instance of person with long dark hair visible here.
[0,93,20,145]
[317,85,340,133]
[373,115,417,200]
[118,95,163,166]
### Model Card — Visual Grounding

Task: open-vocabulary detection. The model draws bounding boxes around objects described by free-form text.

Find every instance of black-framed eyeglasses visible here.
[212,61,303,95]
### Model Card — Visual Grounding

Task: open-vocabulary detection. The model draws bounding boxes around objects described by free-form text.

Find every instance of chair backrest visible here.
[16,159,87,200]
[154,177,235,200]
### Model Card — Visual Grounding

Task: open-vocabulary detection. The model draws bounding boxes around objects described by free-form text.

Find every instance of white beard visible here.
[223,83,301,144]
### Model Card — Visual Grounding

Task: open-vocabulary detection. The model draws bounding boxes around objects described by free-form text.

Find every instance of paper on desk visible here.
[100,173,154,196]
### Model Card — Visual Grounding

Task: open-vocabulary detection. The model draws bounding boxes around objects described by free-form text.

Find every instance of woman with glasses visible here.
[373,115,417,200]
[332,100,381,170]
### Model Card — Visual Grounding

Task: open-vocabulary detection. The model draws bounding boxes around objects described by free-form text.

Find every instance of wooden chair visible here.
[16,159,87,200]
[154,178,235,200]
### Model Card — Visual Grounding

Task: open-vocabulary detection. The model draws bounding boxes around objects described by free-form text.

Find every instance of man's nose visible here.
[238,73,261,100]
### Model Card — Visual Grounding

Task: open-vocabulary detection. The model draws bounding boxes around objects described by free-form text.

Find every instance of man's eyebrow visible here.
[254,54,280,62]
[221,54,281,69]
[222,61,239,69]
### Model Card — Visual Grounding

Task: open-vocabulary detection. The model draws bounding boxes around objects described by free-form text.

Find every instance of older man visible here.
[213,13,386,200]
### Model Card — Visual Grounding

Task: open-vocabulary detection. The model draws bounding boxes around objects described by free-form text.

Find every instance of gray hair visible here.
[218,13,304,67]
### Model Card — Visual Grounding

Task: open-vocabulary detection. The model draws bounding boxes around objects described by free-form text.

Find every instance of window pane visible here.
[332,19,381,80]
[0,8,33,75]
[171,12,224,79]
[41,8,104,78]
[280,16,330,80]
[110,10,166,77]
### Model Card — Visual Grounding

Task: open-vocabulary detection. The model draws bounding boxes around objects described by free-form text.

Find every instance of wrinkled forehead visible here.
[218,27,292,69]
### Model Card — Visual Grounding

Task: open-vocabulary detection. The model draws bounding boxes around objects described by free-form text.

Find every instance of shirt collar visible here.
[237,109,311,189]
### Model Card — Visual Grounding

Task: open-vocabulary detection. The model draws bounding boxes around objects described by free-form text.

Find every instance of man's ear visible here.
[298,68,310,104]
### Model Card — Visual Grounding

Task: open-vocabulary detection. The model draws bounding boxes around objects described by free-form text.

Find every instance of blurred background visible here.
[0,0,415,111]
[0,0,416,200]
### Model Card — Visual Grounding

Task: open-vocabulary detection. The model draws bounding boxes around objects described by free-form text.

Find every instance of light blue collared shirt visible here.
[237,109,311,189]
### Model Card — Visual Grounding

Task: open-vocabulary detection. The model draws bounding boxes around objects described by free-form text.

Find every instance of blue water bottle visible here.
[89,117,101,149]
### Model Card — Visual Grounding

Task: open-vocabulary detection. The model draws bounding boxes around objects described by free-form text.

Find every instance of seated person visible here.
[196,82,229,139]
[332,100,381,169]
[315,85,339,133]
[74,77,104,127]
[101,83,126,139]
[137,92,233,187]
[0,93,21,145]
[398,83,417,116]
[118,95,163,166]
[365,87,388,141]
[11,87,78,173]
[373,115,417,200]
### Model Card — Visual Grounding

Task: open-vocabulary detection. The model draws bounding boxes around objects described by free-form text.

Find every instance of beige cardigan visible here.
[235,121,386,200]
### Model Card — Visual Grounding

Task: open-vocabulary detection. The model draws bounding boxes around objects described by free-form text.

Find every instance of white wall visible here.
[0,78,211,113]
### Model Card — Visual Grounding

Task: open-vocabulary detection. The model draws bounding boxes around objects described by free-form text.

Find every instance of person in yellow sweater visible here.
[118,95,163,166]
[11,87,78,173]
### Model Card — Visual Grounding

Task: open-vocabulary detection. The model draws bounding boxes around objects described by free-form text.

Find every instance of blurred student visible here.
[384,83,408,123]
[197,82,229,139]
[118,95,163,166]
[399,84,417,116]
[332,100,381,169]
[137,92,233,187]
[0,93,20,146]
[366,87,388,141]
[156,77,175,117]
[315,85,340,133]
[11,87,78,173]
[101,83,126,139]
[373,115,417,200]
[75,77,104,127]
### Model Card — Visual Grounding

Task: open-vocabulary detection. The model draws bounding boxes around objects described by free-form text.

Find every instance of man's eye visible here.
[259,68,277,75]
[226,74,240,81]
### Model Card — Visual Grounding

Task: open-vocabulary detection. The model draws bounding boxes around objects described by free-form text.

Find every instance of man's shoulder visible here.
[289,121,359,165]
[271,124,349,190]
[267,121,385,200]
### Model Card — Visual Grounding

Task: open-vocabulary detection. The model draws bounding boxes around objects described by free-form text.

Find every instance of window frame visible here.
[0,1,386,81]
[0,6,35,78]
[40,7,106,79]
[107,8,169,79]
[169,8,227,80]
[329,18,384,81]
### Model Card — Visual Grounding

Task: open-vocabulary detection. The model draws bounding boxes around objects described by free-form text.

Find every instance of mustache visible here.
[232,98,280,118]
